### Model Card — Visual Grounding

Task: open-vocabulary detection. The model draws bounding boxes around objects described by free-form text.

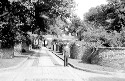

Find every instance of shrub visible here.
[70,41,83,59]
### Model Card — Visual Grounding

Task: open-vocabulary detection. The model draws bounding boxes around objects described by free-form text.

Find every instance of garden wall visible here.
[91,47,125,69]
[69,41,125,69]
[0,48,14,59]
[0,43,22,59]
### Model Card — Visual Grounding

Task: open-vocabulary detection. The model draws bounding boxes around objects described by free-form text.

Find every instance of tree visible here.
[47,17,68,36]
[32,0,76,34]
[0,1,35,48]
[68,15,84,35]
[82,0,125,47]
[84,0,125,32]
[0,0,76,48]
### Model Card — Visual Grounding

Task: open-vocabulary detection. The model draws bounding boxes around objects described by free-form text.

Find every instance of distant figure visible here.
[63,43,70,67]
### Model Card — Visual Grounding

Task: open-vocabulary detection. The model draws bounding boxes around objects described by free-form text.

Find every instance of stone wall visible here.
[69,40,125,69]
[91,47,125,69]
[0,44,22,59]
[0,48,14,59]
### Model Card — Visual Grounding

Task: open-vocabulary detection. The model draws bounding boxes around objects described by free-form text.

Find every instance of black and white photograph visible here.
[0,0,125,81]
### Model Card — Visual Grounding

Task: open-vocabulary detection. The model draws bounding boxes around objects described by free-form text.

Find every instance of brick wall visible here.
[91,47,125,69]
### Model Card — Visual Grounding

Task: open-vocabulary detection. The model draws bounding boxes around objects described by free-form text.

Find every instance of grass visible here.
[0,50,34,69]
[0,56,27,69]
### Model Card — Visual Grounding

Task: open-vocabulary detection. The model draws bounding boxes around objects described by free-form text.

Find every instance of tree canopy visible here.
[79,0,125,47]
[0,0,76,48]
[33,0,75,34]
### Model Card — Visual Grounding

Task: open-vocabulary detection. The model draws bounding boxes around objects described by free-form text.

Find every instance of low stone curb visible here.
[0,56,29,72]
[51,50,118,75]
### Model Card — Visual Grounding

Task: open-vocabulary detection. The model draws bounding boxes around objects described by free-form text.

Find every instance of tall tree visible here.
[0,1,35,47]
[32,0,76,34]
[82,0,125,47]
[0,0,76,47]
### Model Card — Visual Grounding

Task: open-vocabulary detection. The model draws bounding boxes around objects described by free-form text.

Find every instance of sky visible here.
[9,0,17,2]
[74,0,108,20]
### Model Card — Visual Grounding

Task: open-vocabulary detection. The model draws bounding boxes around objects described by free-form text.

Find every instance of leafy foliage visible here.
[0,0,76,48]
[0,1,35,48]
[81,0,125,47]
[33,0,75,34]
[68,16,84,34]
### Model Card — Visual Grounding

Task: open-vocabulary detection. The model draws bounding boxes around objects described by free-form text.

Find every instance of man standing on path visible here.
[63,43,70,67]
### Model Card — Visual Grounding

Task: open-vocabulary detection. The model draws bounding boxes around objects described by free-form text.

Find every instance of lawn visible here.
[0,56,27,69]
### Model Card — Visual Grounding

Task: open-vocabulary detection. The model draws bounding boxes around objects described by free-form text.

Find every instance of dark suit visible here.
[63,45,70,66]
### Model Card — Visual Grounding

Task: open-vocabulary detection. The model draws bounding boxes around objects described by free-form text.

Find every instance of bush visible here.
[59,44,63,53]
[69,41,93,61]
[70,41,83,59]
[21,49,26,53]
[69,40,100,63]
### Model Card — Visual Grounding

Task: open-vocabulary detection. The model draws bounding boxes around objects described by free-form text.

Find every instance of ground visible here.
[0,50,33,69]
[0,47,125,81]
[0,57,26,69]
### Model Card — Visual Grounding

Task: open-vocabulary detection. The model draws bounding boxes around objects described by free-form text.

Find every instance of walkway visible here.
[1,47,125,81]
[0,47,83,81]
